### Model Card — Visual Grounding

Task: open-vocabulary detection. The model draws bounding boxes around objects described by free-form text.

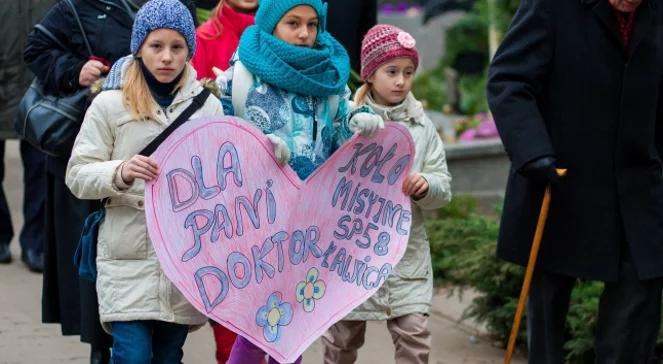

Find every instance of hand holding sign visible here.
[145,116,414,362]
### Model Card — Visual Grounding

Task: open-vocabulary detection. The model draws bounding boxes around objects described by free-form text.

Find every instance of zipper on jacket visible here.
[311,97,318,143]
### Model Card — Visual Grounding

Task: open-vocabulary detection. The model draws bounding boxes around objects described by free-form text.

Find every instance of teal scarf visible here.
[238,26,350,97]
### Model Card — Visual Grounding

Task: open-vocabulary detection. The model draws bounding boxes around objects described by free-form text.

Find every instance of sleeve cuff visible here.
[413,172,452,210]
[113,162,131,191]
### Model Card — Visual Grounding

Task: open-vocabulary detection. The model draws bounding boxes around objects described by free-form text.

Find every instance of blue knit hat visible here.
[255,0,327,34]
[130,0,196,58]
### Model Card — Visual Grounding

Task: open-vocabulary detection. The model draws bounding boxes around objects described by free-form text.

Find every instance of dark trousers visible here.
[527,255,662,364]
[0,140,45,252]
[110,320,189,364]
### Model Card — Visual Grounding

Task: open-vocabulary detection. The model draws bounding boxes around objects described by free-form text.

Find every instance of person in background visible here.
[192,0,258,79]
[322,24,452,364]
[487,0,663,362]
[326,0,377,72]
[65,0,223,362]
[0,0,54,272]
[23,0,152,362]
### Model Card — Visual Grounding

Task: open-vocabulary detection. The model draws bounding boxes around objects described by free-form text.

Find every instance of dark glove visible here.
[519,156,561,185]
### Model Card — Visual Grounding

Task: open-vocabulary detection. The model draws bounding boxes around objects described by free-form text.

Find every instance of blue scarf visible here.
[238,26,350,97]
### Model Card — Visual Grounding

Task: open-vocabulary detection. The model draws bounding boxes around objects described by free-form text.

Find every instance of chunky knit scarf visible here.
[237,26,350,97]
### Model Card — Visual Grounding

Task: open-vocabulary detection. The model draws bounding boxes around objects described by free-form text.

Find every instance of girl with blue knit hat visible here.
[65,0,223,362]
[216,0,382,363]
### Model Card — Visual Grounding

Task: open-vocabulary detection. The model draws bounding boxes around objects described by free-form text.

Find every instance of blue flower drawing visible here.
[295,267,326,312]
[256,292,293,342]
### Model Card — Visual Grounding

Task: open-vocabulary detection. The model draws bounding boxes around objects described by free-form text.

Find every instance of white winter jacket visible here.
[66,65,223,331]
[345,92,452,320]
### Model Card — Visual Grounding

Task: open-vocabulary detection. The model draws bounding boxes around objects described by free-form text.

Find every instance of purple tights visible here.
[227,335,303,364]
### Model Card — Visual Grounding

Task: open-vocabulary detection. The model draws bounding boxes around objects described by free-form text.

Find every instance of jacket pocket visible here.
[102,205,148,260]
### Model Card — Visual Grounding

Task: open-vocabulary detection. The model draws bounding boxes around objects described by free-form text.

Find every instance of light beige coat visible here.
[345,92,452,321]
[66,65,223,331]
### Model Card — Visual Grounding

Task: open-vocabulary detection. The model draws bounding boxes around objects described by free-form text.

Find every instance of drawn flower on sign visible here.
[295,267,326,312]
[256,292,293,342]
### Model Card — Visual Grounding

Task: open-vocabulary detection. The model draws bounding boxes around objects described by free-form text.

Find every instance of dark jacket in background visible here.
[24,0,196,99]
[487,0,663,281]
[24,0,135,96]
[326,0,377,72]
[0,0,55,138]
[23,0,143,345]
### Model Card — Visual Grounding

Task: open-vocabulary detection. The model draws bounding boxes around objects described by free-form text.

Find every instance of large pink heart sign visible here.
[145,116,414,362]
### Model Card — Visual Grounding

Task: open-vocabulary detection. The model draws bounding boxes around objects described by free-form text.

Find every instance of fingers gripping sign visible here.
[120,155,161,184]
[402,173,428,200]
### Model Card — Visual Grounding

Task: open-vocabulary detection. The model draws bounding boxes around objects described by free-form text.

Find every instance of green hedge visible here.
[426,196,602,362]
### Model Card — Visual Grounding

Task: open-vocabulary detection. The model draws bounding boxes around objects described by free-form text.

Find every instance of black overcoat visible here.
[487,0,663,281]
[23,0,140,344]
[326,0,377,71]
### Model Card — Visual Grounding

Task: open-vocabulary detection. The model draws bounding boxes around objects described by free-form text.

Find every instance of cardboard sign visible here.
[145,116,414,362]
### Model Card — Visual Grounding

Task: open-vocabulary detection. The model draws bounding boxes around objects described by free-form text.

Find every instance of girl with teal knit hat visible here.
[218,0,382,362]
[217,0,383,182]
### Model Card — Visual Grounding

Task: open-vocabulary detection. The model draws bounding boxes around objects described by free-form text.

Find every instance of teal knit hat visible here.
[255,0,327,34]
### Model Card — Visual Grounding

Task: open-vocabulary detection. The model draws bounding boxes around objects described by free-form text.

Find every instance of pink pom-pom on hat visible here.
[360,24,419,81]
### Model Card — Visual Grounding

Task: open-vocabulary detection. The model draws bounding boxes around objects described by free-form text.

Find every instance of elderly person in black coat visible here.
[487,0,663,362]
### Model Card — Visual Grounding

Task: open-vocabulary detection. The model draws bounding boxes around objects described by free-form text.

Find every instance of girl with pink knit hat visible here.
[321,24,452,364]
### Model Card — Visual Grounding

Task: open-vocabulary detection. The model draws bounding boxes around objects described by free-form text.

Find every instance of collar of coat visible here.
[364,91,425,126]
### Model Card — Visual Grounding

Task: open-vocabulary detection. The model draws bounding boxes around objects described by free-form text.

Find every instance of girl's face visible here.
[273,5,318,48]
[367,58,416,107]
[138,29,188,83]
[225,0,259,13]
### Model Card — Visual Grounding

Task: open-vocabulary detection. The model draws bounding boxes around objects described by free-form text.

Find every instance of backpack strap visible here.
[329,95,340,120]
[230,60,254,118]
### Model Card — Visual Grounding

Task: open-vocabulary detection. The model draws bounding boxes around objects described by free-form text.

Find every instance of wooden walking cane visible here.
[503,168,567,364]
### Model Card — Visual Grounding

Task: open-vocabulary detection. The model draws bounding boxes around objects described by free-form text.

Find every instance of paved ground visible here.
[0,140,526,363]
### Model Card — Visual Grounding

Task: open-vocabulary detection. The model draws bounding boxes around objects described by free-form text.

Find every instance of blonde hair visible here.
[122,60,189,121]
[353,83,371,106]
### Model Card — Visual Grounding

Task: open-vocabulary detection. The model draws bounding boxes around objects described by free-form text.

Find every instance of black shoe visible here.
[90,348,110,364]
[21,249,43,272]
[0,244,11,264]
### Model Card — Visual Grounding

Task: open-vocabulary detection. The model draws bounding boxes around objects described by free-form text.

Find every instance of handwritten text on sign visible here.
[145,117,414,362]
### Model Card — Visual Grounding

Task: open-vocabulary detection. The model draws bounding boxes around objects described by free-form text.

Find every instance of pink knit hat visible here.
[360,24,419,81]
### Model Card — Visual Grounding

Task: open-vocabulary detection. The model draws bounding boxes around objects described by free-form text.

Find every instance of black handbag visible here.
[15,0,93,157]
[74,88,212,281]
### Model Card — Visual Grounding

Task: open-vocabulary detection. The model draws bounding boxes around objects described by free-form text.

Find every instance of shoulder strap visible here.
[62,0,93,56]
[231,61,254,117]
[329,95,339,120]
[139,88,212,156]
[34,24,68,51]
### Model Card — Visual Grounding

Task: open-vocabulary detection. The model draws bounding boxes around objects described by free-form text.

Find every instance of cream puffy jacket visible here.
[344,92,452,321]
[66,65,223,331]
